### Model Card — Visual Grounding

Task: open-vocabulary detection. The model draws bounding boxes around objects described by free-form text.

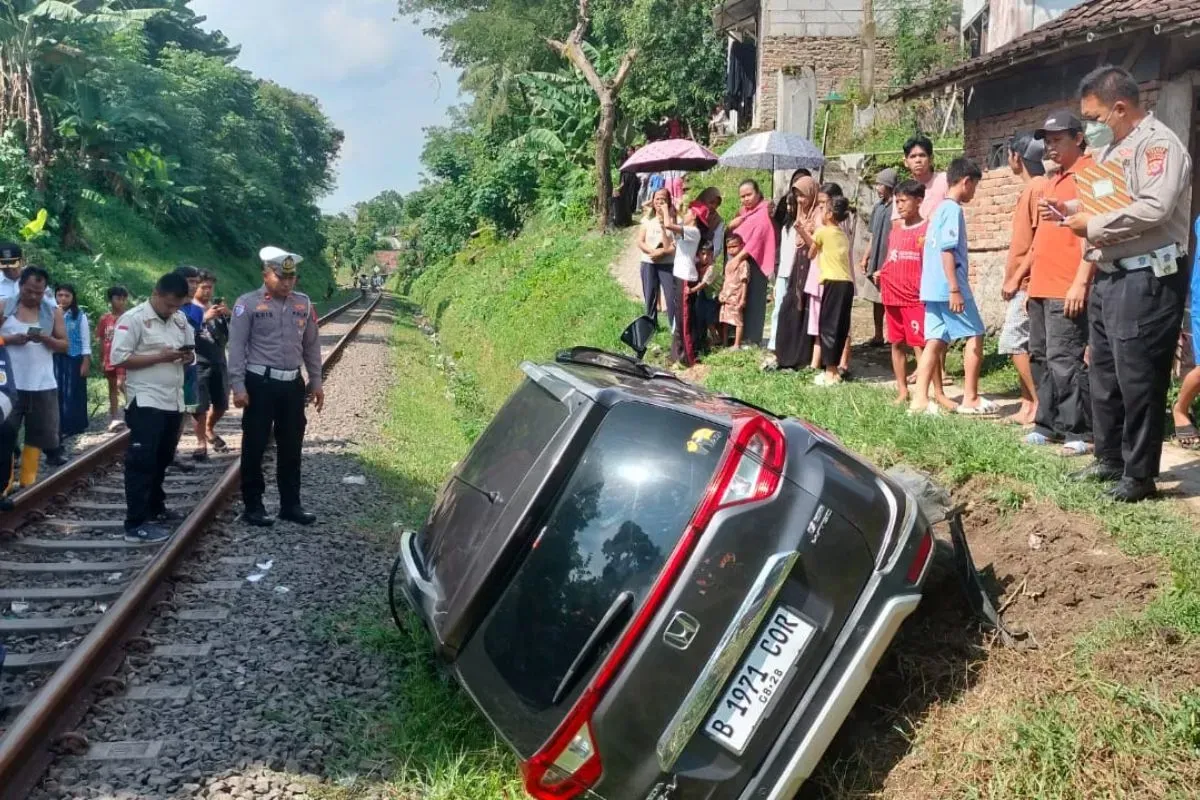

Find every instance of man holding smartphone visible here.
[109,272,196,543]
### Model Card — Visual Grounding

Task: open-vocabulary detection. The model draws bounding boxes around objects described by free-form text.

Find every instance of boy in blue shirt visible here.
[910,157,998,416]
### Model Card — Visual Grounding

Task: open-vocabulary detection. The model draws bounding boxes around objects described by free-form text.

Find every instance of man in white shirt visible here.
[109,272,195,543]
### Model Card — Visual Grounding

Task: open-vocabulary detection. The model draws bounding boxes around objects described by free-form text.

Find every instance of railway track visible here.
[0,291,381,800]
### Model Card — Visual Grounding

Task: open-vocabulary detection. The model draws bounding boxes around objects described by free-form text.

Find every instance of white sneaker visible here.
[107,419,126,432]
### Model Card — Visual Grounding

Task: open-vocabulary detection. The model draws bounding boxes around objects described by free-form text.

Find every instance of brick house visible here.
[713,0,896,133]
[898,0,1200,326]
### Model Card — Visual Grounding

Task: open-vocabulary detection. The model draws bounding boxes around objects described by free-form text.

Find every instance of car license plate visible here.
[704,606,815,755]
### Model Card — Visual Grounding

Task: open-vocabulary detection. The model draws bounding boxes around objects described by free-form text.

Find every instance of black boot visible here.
[242,506,275,527]
[1107,477,1156,503]
[1068,460,1123,483]
[278,506,317,526]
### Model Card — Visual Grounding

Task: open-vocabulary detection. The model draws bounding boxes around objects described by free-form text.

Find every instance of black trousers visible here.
[124,401,182,529]
[1029,298,1091,442]
[1089,265,1188,480]
[641,262,678,331]
[241,373,307,511]
[742,264,770,347]
[0,418,16,491]
[818,280,855,369]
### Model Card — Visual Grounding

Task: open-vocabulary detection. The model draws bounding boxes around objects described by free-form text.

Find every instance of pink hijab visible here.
[736,197,779,278]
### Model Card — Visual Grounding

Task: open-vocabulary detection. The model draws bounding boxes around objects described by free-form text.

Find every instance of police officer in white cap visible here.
[228,247,323,526]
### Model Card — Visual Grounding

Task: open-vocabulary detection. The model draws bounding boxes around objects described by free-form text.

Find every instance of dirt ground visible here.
[798,490,1189,799]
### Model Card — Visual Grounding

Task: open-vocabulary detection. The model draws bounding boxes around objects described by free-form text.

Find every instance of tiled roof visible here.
[895,0,1200,98]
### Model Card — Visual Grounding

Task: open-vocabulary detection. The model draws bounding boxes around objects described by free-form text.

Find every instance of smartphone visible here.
[179,344,195,352]
[1046,204,1066,221]
[26,326,42,337]
[213,297,225,306]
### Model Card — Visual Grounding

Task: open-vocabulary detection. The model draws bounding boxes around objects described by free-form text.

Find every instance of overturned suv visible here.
[392,348,938,800]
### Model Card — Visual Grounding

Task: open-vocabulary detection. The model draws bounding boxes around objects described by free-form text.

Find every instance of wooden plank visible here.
[0,558,145,574]
[2,651,69,671]
[0,584,126,601]
[13,538,158,551]
[0,614,103,633]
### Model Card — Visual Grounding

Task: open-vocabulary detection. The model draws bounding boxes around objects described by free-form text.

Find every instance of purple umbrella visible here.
[620,139,719,173]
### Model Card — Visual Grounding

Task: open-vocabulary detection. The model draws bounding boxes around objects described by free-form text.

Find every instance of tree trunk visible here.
[596,96,616,231]
[861,0,876,100]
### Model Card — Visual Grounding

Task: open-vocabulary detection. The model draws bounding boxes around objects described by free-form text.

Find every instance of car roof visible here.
[525,348,774,429]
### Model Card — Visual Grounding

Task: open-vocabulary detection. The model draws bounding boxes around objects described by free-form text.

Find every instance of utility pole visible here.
[861,0,877,100]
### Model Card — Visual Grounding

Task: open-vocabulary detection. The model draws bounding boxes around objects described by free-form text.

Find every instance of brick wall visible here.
[959,82,1162,327]
[758,36,894,130]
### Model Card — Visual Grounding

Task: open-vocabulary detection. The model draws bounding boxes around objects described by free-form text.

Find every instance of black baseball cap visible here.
[1035,109,1084,139]
[0,242,22,264]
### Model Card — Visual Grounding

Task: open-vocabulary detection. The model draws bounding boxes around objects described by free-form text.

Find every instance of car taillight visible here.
[906,530,934,584]
[521,413,786,799]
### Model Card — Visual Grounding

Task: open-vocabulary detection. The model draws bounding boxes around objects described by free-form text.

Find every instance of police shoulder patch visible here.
[1145,145,1169,178]
[234,304,246,318]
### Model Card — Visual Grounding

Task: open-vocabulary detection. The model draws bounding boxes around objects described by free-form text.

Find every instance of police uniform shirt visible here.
[1085,113,1192,263]
[227,287,322,394]
[109,301,196,412]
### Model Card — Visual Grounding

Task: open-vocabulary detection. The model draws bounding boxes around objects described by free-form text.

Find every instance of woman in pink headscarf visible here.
[725,179,777,346]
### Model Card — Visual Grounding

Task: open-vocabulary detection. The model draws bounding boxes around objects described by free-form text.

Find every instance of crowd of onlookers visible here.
[0,244,232,507]
[632,63,1199,508]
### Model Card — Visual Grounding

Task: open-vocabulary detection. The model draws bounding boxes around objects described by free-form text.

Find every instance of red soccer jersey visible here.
[97,312,117,371]
[879,220,928,307]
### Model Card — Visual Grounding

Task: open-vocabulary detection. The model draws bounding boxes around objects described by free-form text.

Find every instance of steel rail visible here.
[0,291,367,539]
[0,292,383,800]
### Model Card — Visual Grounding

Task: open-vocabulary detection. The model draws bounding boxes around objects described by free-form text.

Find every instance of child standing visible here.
[911,158,997,416]
[879,180,929,404]
[664,202,711,366]
[719,233,748,348]
[96,286,129,431]
[799,196,854,386]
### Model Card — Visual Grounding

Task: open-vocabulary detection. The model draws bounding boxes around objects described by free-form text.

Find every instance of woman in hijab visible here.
[769,169,812,351]
[726,179,777,346]
[774,175,821,370]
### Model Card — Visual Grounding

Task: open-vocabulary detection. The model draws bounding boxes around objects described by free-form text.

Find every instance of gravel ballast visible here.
[29,297,403,800]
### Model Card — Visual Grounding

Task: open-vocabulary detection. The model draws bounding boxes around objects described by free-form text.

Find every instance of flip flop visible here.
[956,398,1000,417]
[1061,441,1093,457]
[210,434,228,452]
[1173,423,1200,450]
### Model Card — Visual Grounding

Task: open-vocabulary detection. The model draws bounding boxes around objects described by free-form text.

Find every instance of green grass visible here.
[345,211,1200,798]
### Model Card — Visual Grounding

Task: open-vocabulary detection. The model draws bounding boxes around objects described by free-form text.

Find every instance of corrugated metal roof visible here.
[895,0,1200,99]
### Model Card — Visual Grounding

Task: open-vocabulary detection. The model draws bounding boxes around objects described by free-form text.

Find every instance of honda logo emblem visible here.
[663,611,700,651]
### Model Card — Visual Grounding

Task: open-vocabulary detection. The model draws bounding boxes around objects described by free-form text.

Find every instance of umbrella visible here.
[718,131,826,172]
[620,139,719,173]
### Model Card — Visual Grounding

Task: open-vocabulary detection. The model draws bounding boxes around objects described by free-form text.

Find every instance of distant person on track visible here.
[191,270,232,460]
[109,272,196,544]
[2,267,69,487]
[96,286,130,431]
[51,283,92,452]
[228,247,323,528]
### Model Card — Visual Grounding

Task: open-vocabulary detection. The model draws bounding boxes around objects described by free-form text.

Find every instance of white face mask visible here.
[1085,120,1114,150]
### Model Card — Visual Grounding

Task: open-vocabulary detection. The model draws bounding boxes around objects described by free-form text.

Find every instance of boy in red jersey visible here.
[878,180,935,405]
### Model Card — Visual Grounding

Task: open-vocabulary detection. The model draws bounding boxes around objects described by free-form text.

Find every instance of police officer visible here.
[228,247,323,527]
[1056,65,1192,502]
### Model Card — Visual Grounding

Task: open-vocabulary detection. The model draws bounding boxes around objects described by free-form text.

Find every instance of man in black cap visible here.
[1025,111,1094,457]
[1049,65,1193,501]
[0,243,24,303]
[227,247,323,527]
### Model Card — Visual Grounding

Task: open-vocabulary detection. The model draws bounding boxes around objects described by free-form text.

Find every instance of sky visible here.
[191,0,460,213]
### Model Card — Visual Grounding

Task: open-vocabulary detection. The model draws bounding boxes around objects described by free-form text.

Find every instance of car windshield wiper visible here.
[452,475,501,505]
[551,590,635,705]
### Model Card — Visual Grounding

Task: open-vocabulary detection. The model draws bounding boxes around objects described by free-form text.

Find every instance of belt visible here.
[247,364,300,381]
[1099,243,1182,274]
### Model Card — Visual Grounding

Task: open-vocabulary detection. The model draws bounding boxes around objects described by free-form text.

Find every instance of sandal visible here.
[1061,441,1093,457]
[209,433,228,452]
[1173,423,1200,450]
[1023,431,1053,446]
[956,398,1000,417]
[192,449,209,462]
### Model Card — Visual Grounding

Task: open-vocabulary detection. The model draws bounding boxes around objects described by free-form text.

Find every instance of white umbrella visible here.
[718,131,826,172]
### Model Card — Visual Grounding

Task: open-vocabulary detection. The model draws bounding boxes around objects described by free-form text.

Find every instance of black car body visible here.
[393,349,935,800]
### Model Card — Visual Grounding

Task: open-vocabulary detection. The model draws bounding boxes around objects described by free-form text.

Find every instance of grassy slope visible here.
[357,210,1199,798]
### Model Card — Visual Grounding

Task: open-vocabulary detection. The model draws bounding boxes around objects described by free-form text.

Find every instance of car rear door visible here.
[416,375,590,656]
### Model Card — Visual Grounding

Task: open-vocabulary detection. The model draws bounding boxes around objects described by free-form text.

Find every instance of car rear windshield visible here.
[482,402,728,714]
[422,379,569,574]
